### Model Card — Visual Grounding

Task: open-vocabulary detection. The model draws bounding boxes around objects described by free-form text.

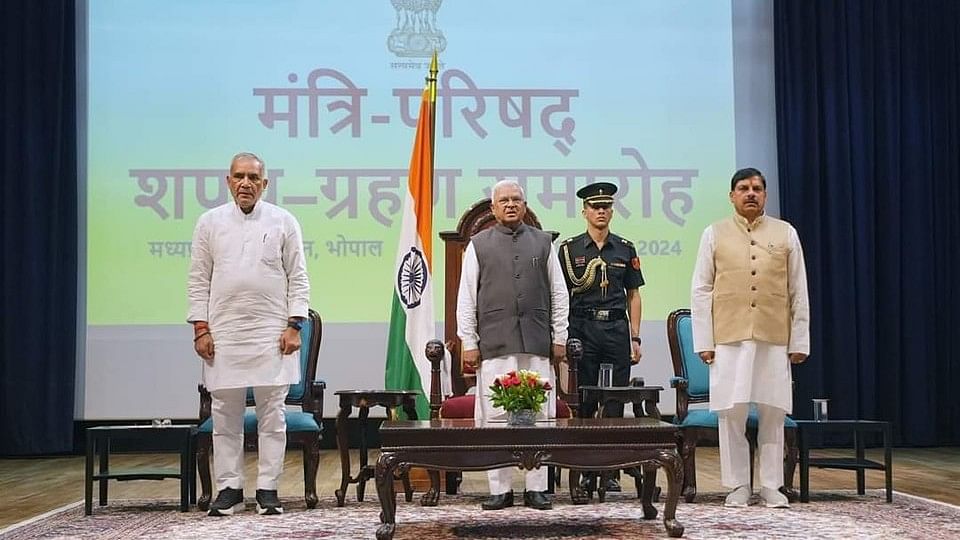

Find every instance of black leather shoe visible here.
[481,491,514,510]
[523,490,553,510]
[604,478,622,492]
[579,474,597,493]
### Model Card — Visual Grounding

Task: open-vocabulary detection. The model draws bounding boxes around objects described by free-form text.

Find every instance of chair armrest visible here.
[198,384,212,422]
[425,339,446,419]
[668,377,690,422]
[559,338,582,416]
[304,380,326,417]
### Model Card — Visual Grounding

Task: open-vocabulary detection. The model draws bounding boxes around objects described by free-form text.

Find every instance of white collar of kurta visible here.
[733,212,764,229]
[232,201,263,220]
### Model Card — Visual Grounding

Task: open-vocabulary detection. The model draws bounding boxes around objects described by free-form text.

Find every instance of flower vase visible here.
[507,409,537,426]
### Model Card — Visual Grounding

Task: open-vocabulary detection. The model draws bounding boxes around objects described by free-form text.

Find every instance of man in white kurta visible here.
[456,180,569,511]
[691,168,809,508]
[188,152,310,516]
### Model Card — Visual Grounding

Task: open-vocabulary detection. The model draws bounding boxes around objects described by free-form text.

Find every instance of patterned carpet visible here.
[3,490,960,540]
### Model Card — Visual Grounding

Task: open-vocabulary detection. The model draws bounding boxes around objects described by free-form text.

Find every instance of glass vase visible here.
[507,409,537,426]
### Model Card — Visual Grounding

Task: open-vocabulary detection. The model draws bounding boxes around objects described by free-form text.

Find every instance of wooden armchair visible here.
[666,308,798,502]
[419,198,582,505]
[195,308,325,510]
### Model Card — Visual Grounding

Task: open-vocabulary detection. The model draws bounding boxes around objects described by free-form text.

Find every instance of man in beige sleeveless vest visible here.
[691,168,810,508]
[457,180,569,511]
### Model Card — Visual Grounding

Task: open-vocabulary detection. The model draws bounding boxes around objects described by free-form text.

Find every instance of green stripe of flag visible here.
[384,293,430,420]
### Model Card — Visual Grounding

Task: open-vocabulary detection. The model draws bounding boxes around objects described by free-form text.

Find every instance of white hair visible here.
[492,179,525,201]
[230,151,265,175]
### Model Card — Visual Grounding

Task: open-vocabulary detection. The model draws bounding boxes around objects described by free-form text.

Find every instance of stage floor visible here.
[2,446,958,529]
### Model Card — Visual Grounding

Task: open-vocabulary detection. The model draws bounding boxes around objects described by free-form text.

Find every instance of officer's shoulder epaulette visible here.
[559,235,577,246]
[619,237,634,247]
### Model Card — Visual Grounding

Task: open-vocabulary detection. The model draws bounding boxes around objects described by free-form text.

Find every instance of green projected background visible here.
[86,0,736,325]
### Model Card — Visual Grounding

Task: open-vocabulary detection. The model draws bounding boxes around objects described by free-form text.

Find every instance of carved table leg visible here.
[421,469,440,506]
[657,449,685,538]
[569,469,589,505]
[391,396,418,506]
[357,405,370,502]
[401,469,414,502]
[376,452,400,540]
[334,400,353,507]
[640,462,658,520]
[624,466,642,498]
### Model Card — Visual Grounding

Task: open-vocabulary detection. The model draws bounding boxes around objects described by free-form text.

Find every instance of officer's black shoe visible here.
[579,475,597,493]
[481,490,514,510]
[255,489,283,515]
[604,478,622,492]
[523,490,553,510]
[208,487,244,516]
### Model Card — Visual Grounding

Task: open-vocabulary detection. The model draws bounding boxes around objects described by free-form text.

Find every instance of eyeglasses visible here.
[496,196,525,206]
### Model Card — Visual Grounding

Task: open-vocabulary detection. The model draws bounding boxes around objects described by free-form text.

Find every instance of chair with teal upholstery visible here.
[667,308,798,502]
[196,308,325,510]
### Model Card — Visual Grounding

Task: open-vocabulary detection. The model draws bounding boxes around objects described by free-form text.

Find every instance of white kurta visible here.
[457,241,569,494]
[690,221,809,413]
[187,201,310,392]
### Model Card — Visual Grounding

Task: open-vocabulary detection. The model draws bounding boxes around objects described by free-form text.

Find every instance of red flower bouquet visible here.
[489,369,552,414]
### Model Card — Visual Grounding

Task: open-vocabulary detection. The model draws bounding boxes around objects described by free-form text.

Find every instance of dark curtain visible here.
[775,0,960,445]
[0,1,78,454]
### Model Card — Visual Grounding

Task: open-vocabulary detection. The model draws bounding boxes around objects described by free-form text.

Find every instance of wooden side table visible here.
[334,390,419,506]
[796,419,893,502]
[84,424,197,515]
[576,384,665,503]
[580,384,665,421]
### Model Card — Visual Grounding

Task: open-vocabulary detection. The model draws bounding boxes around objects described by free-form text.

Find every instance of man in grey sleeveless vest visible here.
[456,180,570,511]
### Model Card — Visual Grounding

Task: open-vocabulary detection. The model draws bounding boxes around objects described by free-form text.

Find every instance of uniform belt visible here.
[572,308,627,321]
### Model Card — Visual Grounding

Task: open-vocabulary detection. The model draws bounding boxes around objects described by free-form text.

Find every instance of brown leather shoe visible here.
[481,491,514,510]
[523,490,553,510]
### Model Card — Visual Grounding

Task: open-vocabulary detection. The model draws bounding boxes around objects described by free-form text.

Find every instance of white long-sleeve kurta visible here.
[187,201,310,392]
[690,222,809,413]
[456,242,569,352]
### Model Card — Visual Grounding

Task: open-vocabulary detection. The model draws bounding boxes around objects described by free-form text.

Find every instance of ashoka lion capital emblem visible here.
[388,0,447,58]
[397,246,428,309]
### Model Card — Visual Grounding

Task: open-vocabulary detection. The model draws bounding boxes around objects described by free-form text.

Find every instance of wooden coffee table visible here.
[375,417,684,539]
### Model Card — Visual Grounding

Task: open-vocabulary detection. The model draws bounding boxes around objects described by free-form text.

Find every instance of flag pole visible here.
[427,51,438,243]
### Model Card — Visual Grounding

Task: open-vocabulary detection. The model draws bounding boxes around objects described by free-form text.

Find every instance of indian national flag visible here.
[384,76,438,421]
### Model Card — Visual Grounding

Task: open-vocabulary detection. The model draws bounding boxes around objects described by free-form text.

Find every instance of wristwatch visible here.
[631,336,642,345]
[287,319,303,331]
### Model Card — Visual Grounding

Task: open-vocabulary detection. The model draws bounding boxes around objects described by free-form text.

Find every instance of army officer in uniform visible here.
[558,181,645,492]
